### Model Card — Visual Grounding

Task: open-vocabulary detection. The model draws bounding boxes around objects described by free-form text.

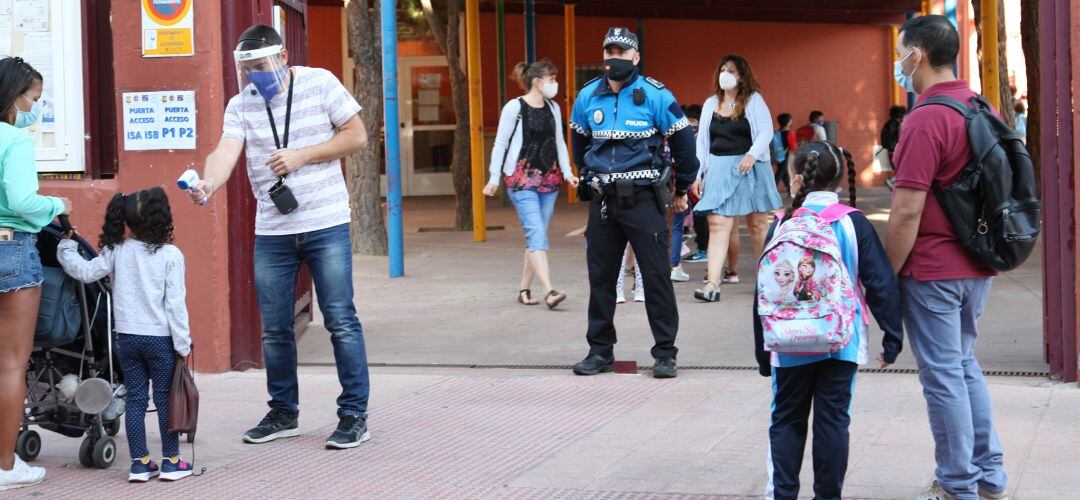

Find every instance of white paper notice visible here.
[13,0,46,32]
[418,106,439,123]
[0,16,12,55]
[0,0,12,15]
[20,32,52,92]
[122,91,197,151]
[418,90,439,106]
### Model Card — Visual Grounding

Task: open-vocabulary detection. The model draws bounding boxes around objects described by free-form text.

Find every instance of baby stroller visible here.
[17,216,126,469]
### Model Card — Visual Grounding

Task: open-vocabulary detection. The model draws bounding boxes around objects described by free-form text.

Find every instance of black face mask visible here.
[603,58,635,82]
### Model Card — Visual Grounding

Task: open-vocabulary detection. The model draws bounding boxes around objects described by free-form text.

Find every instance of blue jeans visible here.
[508,189,558,251]
[670,210,686,267]
[901,277,1006,500]
[0,231,43,293]
[116,334,178,459]
[254,223,370,420]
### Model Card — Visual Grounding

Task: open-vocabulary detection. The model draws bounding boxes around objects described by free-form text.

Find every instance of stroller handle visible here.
[58,215,72,234]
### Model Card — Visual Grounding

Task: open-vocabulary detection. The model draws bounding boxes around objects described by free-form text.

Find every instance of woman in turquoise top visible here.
[0,57,69,491]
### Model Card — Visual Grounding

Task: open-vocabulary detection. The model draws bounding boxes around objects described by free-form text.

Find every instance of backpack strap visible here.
[817,204,862,223]
[915,96,974,117]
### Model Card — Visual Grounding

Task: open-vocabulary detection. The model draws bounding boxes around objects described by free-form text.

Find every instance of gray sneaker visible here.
[917,481,957,500]
[243,409,300,444]
[979,487,1010,500]
[325,415,371,449]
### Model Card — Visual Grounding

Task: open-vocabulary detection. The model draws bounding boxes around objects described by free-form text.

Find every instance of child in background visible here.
[57,187,195,483]
[754,141,903,500]
[615,245,644,304]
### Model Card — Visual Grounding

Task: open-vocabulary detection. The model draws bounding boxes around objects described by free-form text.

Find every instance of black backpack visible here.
[916,96,1041,271]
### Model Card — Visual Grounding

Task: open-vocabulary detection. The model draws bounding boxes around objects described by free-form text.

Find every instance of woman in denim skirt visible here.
[483,60,579,309]
[691,55,782,302]
[0,57,71,491]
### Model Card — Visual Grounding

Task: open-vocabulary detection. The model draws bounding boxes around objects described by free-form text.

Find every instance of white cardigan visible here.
[487,97,573,185]
[696,92,774,180]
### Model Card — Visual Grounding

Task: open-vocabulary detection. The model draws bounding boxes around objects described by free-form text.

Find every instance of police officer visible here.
[570,28,699,379]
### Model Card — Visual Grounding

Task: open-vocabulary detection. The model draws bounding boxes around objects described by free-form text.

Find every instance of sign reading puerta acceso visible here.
[142,0,194,57]
[122,91,197,151]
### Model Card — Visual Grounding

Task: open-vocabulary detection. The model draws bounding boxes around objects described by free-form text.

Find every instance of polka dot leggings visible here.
[116,334,179,460]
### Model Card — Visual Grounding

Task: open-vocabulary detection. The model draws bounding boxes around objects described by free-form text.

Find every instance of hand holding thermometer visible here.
[177,169,209,206]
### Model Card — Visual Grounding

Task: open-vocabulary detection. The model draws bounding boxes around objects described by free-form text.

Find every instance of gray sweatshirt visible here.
[56,239,192,356]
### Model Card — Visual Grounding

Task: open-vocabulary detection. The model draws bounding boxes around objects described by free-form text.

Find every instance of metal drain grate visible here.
[297,362,1051,378]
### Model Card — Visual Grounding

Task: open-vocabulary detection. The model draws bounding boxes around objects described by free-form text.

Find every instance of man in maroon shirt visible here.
[886,15,1008,500]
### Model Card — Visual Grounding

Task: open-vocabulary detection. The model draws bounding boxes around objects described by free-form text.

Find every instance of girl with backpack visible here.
[483,59,577,309]
[56,187,195,483]
[753,141,903,500]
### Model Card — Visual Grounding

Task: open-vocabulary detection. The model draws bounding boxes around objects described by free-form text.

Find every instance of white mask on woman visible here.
[718,71,738,91]
[541,81,558,99]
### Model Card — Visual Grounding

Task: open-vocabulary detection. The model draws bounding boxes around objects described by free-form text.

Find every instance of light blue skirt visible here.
[694,154,783,217]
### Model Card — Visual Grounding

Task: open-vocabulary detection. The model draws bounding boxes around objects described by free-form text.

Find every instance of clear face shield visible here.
[234,44,288,102]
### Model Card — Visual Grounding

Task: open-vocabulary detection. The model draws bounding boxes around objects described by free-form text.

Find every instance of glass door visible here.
[401,57,456,196]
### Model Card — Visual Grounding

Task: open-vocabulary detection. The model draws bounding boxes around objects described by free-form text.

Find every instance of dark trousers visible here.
[586,189,678,360]
[116,334,179,460]
[693,212,709,251]
[769,358,858,500]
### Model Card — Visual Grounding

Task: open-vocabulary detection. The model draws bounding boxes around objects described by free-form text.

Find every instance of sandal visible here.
[545,290,567,310]
[694,280,721,302]
[518,289,539,305]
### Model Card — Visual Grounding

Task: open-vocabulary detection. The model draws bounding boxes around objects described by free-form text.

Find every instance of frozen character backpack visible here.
[757,204,861,354]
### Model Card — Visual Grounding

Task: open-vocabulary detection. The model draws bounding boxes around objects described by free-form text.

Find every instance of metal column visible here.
[382,0,404,277]
[467,0,486,242]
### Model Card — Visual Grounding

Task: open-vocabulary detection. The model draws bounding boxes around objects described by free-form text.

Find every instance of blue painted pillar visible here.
[382,0,404,278]
[524,0,536,63]
[945,0,958,75]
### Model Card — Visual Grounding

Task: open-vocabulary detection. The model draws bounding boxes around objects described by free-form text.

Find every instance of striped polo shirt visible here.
[222,66,361,236]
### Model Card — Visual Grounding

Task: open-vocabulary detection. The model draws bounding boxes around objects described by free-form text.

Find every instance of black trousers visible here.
[769,358,858,500]
[585,189,678,360]
[692,211,709,251]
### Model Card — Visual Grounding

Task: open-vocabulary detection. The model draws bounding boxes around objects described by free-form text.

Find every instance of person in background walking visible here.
[881,105,906,191]
[1013,101,1027,145]
[795,110,828,147]
[484,59,578,309]
[691,55,782,302]
[771,113,797,196]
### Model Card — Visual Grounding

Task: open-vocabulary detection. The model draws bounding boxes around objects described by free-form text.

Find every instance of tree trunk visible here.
[346,1,389,255]
[423,0,473,231]
[971,0,1016,125]
[1019,0,1040,188]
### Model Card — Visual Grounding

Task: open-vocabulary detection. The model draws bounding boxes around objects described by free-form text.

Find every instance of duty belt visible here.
[596,169,660,184]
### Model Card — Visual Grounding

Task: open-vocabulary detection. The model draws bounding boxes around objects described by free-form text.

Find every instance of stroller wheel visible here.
[78,436,95,468]
[16,430,41,462]
[104,420,121,437]
[92,438,117,469]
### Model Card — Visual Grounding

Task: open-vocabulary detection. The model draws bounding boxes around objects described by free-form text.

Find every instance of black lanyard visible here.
[265,69,295,151]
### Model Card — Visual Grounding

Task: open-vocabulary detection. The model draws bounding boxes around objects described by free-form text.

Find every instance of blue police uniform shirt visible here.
[570,71,689,178]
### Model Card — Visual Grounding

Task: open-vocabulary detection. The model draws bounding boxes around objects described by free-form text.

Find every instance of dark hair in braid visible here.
[782,140,857,224]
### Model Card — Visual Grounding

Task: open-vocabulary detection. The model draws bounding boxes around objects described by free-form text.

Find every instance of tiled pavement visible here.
[10,367,1079,499]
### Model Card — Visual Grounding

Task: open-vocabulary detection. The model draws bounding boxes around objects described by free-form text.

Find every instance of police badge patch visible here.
[593,109,604,125]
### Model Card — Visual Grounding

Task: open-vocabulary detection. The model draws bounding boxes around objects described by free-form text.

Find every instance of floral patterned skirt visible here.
[505,158,562,193]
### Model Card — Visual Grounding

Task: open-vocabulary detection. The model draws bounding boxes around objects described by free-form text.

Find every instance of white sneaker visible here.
[670,266,690,282]
[917,481,957,500]
[0,456,45,491]
[979,487,1010,500]
[680,243,692,258]
[633,286,645,303]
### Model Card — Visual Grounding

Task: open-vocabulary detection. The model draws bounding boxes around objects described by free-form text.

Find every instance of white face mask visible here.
[541,81,558,99]
[718,71,738,91]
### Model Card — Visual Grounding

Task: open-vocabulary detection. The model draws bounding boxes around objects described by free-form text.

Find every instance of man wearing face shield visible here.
[569,28,699,379]
[188,25,373,450]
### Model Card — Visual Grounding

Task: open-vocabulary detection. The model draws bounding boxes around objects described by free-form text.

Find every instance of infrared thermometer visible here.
[177,169,208,205]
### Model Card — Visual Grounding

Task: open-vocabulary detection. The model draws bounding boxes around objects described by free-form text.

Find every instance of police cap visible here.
[603,27,638,51]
